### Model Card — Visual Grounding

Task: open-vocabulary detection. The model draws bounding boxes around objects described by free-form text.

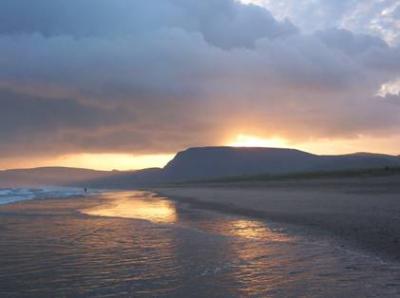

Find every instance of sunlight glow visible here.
[228,219,291,241]
[81,191,177,223]
[55,153,174,171]
[227,134,288,148]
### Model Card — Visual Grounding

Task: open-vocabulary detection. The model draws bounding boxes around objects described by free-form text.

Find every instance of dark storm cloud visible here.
[0,0,399,157]
[0,89,133,154]
[0,89,128,133]
[0,0,296,48]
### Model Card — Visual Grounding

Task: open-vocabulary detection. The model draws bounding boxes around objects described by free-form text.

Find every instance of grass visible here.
[176,166,400,185]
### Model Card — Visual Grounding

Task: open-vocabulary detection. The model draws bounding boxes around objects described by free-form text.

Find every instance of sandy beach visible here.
[153,175,400,261]
[1,188,400,296]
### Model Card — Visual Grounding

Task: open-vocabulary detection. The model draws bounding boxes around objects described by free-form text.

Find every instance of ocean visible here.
[0,186,91,205]
[0,190,399,297]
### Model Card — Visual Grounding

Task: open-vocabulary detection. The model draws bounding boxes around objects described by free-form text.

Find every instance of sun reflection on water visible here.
[217,219,292,242]
[229,219,283,240]
[81,191,178,224]
[1,191,399,297]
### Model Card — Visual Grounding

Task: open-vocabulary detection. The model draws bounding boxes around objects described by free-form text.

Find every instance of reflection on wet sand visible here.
[1,190,400,297]
[81,191,177,224]
[226,219,291,241]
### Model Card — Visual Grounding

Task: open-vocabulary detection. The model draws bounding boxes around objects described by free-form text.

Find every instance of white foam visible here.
[0,186,90,205]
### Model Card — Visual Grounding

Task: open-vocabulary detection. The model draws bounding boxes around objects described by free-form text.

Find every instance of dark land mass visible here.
[1,147,400,188]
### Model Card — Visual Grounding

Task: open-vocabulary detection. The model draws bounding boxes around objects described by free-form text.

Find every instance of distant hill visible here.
[96,147,400,186]
[0,167,117,187]
[159,147,400,182]
[162,147,316,181]
[80,168,164,189]
[1,147,400,188]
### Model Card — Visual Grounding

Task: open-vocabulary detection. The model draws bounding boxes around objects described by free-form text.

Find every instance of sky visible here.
[0,0,400,170]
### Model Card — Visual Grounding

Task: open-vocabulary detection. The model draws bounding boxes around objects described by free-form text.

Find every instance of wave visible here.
[0,186,90,205]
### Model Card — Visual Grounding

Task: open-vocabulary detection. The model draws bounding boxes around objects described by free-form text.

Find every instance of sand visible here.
[152,175,400,261]
[3,191,400,296]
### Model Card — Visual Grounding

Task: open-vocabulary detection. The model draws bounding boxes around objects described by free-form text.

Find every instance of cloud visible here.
[0,0,399,158]
[377,78,400,97]
[247,0,400,45]
[0,0,297,48]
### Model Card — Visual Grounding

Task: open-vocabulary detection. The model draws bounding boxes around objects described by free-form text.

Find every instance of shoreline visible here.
[150,175,400,261]
[2,189,400,296]
[3,178,400,262]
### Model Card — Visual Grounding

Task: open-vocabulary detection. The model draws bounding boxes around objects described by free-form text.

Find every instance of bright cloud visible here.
[241,0,400,45]
[377,78,400,97]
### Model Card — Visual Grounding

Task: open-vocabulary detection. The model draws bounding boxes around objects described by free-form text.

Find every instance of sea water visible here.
[0,191,400,297]
[0,186,88,205]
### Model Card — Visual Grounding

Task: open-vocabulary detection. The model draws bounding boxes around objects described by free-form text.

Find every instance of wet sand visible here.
[152,176,400,261]
[1,190,400,297]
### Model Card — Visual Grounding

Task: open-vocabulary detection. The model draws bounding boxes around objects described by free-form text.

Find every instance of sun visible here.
[227,134,288,148]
